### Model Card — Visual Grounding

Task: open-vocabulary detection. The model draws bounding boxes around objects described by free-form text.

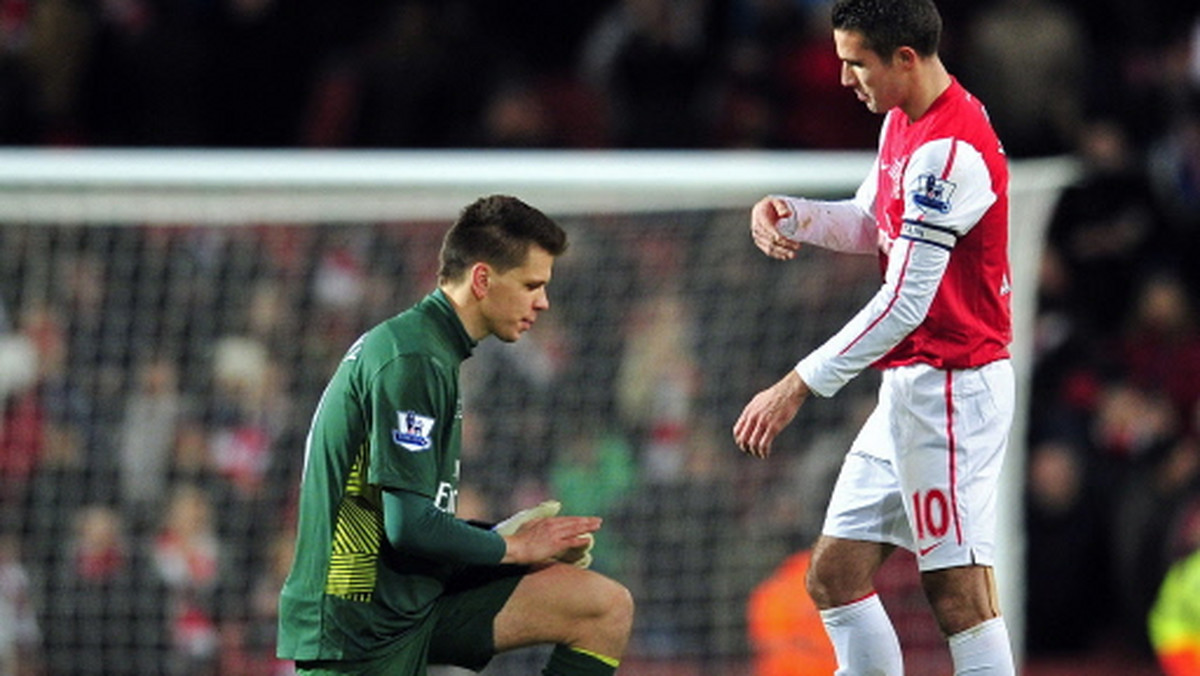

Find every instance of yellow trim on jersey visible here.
[325,443,383,602]
[571,647,620,668]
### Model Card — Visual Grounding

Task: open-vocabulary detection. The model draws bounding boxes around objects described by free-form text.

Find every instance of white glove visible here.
[492,500,562,535]
[493,500,594,569]
[556,532,594,569]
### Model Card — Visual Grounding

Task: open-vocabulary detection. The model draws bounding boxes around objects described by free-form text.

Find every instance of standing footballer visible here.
[278,195,633,676]
[732,1,1016,674]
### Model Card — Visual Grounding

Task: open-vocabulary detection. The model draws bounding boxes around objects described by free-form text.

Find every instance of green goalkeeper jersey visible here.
[277,289,476,661]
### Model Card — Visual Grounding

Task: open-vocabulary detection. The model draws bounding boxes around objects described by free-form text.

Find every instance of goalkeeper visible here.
[277,195,632,676]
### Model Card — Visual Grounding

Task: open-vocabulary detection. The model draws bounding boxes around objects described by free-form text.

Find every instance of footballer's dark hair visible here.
[831,0,943,60]
[438,195,567,283]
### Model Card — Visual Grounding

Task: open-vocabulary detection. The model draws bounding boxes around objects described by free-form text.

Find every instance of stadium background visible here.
[1,1,1199,675]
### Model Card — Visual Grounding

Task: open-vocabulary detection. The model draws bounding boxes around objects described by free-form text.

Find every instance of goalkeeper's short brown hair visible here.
[438,195,568,284]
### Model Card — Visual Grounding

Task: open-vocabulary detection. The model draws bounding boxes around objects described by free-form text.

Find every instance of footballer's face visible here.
[835,29,905,115]
[478,245,554,343]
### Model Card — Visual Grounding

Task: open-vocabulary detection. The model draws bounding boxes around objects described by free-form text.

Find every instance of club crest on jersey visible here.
[912,173,955,214]
[393,411,435,452]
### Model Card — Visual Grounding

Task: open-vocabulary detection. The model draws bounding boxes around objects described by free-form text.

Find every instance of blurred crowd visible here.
[0,0,1191,157]
[0,0,1198,675]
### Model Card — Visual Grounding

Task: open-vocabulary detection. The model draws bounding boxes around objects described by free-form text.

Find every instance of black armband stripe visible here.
[900,220,957,250]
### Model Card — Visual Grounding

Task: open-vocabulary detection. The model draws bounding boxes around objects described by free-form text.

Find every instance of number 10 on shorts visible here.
[912,488,952,540]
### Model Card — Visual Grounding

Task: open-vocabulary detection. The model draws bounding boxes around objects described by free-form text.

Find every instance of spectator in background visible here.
[23,424,101,652]
[220,529,296,676]
[620,424,738,673]
[0,0,39,144]
[45,505,167,676]
[711,0,806,148]
[769,3,879,149]
[118,356,187,513]
[1092,4,1199,155]
[0,328,36,518]
[1112,432,1200,658]
[3,304,102,522]
[151,484,230,676]
[580,0,715,148]
[715,0,883,148]
[747,548,839,676]
[1045,118,1166,338]
[961,0,1087,158]
[1114,272,1200,438]
[208,336,286,499]
[23,0,91,143]
[1102,274,1200,652]
[549,424,637,576]
[305,1,484,148]
[615,287,699,483]
[0,533,39,676]
[207,278,301,562]
[476,78,556,148]
[1023,440,1110,654]
[1149,537,1200,676]
[1147,88,1200,295]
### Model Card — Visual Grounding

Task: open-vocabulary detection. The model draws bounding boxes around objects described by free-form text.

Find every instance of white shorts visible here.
[822,360,1014,571]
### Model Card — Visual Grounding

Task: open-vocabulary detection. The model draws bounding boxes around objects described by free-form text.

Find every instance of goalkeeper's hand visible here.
[493,500,595,568]
[555,532,594,569]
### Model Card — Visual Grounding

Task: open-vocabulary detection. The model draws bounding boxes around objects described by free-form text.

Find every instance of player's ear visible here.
[894,46,919,69]
[470,263,491,299]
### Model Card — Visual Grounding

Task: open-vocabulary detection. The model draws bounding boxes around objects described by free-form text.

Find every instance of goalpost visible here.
[0,149,1075,674]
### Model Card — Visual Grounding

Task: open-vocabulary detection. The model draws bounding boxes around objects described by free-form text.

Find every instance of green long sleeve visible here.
[382,489,506,565]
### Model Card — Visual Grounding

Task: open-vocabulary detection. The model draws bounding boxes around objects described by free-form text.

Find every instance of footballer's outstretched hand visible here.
[499,515,601,566]
[734,370,810,458]
[751,196,803,261]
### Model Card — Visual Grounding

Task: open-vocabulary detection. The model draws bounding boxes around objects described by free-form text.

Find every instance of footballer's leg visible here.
[493,563,633,675]
[923,565,1014,675]
[811,392,909,675]
[909,361,1015,676]
[921,564,1000,635]
[807,535,904,676]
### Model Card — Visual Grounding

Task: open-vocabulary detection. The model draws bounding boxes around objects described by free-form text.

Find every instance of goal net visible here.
[0,150,1075,676]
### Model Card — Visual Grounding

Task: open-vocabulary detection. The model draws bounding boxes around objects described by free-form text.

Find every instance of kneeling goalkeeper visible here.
[277,195,633,676]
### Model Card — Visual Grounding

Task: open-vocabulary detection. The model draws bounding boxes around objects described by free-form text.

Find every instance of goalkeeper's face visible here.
[478,245,555,343]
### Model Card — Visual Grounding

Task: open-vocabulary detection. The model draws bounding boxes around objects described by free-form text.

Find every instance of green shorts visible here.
[296,564,527,676]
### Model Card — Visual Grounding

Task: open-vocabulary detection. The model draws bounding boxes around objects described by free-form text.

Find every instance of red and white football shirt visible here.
[796,77,1011,396]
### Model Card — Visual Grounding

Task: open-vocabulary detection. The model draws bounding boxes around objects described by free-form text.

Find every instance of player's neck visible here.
[440,282,489,342]
[901,58,952,122]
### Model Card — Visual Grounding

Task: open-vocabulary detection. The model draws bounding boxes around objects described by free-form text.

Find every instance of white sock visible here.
[819,593,904,676]
[947,617,1015,676]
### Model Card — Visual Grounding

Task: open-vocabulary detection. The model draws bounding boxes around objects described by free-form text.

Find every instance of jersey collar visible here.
[426,288,477,359]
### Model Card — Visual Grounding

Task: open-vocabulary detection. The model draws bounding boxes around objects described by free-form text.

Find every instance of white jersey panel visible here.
[902,137,996,237]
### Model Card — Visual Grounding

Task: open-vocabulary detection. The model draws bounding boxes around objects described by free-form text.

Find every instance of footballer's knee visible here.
[806,537,891,610]
[590,573,634,633]
[571,570,633,655]
[804,558,834,609]
[804,557,866,609]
